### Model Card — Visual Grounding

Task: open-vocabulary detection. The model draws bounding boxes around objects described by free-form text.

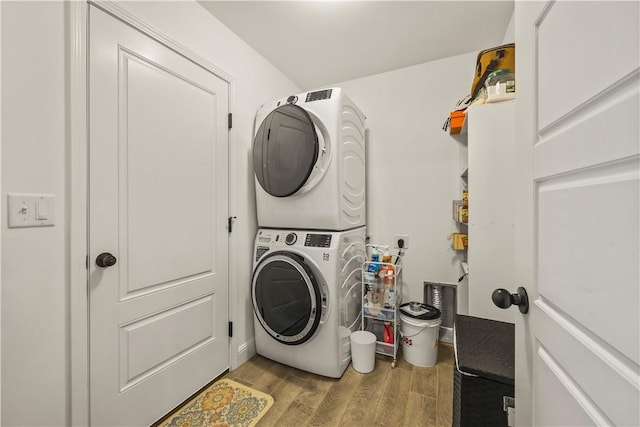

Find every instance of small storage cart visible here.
[361,251,402,368]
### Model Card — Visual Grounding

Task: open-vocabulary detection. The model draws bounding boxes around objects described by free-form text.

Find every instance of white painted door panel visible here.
[89,7,229,426]
[515,2,639,426]
[537,1,639,130]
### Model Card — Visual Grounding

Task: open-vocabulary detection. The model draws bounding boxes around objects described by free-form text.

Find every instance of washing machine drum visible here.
[253,104,319,197]
[252,251,323,345]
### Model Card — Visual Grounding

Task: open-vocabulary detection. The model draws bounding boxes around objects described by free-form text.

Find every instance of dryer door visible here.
[253,104,319,197]
[252,251,322,345]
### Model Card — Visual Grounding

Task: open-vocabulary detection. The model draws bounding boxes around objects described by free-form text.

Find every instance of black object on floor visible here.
[452,314,515,427]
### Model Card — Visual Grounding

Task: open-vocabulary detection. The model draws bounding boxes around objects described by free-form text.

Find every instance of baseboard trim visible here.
[236,339,256,368]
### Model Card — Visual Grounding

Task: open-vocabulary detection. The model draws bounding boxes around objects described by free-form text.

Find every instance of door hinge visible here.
[228,216,237,233]
[228,321,233,338]
[228,113,233,130]
[503,396,515,427]
[86,255,88,269]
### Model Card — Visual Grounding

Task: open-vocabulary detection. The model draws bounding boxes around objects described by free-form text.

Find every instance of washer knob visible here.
[286,95,298,104]
[285,233,297,245]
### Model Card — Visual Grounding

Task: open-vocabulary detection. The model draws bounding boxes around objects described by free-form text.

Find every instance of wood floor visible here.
[223,343,455,427]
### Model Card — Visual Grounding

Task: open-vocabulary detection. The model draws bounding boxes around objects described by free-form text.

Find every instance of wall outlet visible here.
[393,234,409,250]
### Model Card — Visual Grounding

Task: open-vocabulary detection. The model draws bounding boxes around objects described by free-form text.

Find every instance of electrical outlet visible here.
[393,234,409,250]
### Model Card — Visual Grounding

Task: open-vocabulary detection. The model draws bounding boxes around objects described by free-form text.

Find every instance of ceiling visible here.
[198,1,514,89]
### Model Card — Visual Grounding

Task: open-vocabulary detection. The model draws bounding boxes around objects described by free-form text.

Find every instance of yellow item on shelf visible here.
[449,233,468,250]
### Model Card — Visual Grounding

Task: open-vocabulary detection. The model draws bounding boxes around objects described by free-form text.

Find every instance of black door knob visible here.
[96,252,117,268]
[492,287,529,314]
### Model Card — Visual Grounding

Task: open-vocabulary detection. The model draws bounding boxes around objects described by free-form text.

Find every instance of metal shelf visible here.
[362,259,402,368]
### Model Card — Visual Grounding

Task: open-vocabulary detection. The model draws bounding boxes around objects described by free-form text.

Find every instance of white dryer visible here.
[253,87,366,231]
[251,226,365,378]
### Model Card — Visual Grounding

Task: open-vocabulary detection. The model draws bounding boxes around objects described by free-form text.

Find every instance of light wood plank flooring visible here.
[223,344,455,427]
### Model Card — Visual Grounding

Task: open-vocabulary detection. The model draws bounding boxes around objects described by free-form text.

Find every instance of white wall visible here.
[1,1,298,426]
[333,52,476,303]
[503,10,515,44]
[1,2,68,425]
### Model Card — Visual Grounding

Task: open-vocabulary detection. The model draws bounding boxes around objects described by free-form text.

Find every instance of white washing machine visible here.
[251,226,365,378]
[253,87,366,231]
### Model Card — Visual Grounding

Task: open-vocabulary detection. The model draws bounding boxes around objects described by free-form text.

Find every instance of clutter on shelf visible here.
[361,243,404,368]
[449,232,468,251]
[443,43,516,135]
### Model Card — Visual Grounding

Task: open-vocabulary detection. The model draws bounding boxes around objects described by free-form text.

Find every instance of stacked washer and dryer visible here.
[251,88,367,378]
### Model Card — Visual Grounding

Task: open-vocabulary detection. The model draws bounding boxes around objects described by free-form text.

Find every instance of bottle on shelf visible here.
[383,322,394,344]
[381,251,396,309]
[384,278,396,310]
[364,252,384,317]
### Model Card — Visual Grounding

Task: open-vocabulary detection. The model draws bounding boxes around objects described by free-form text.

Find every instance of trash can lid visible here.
[400,302,441,320]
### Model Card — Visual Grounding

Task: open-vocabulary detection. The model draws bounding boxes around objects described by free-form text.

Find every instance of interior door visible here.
[515,2,639,425]
[89,7,229,426]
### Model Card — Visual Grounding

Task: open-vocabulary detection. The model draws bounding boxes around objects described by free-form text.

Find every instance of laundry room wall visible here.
[503,11,515,43]
[2,2,67,426]
[1,1,298,426]
[333,52,477,304]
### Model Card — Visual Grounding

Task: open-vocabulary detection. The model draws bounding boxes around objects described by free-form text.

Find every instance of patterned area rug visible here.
[159,379,274,427]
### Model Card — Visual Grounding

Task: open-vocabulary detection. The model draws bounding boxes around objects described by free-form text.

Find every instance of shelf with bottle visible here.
[361,244,403,367]
[363,307,396,321]
[363,318,398,357]
[452,190,469,224]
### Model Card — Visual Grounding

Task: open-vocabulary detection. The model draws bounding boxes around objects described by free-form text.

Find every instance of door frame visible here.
[513,2,545,424]
[68,2,237,425]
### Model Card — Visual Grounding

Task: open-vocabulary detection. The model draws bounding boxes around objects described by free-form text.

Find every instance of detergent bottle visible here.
[366,253,382,305]
[383,322,394,344]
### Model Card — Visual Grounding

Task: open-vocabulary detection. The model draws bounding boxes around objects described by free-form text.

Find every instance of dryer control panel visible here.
[304,233,332,248]
[305,88,333,102]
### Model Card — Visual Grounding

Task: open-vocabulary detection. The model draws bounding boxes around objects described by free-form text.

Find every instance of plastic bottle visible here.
[367,253,382,306]
[381,252,395,283]
[383,322,394,344]
[369,253,381,273]
[384,280,396,310]
[381,252,395,309]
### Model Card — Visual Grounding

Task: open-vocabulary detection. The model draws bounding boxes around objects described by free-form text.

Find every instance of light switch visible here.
[8,193,55,228]
[36,199,49,220]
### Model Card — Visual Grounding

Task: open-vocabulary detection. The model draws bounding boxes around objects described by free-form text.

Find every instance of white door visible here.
[515,1,639,426]
[89,7,229,426]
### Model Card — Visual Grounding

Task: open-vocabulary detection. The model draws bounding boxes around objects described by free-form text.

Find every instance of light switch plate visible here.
[8,193,55,228]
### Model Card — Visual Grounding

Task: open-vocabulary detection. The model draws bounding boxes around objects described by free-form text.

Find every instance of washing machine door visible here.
[253,104,319,197]
[252,251,322,345]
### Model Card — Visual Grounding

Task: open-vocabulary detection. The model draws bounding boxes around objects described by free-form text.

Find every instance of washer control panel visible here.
[304,233,332,248]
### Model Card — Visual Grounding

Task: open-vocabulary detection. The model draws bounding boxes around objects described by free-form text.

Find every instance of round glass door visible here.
[252,252,322,345]
[252,104,319,197]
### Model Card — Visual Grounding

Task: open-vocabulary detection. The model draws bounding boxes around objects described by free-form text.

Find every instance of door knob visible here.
[96,252,117,268]
[492,287,529,314]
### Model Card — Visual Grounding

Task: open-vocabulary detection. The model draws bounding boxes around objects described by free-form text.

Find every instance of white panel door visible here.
[89,7,229,426]
[515,2,639,425]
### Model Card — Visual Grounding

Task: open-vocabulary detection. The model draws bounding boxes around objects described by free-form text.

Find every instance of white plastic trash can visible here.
[400,302,442,367]
[350,331,376,373]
